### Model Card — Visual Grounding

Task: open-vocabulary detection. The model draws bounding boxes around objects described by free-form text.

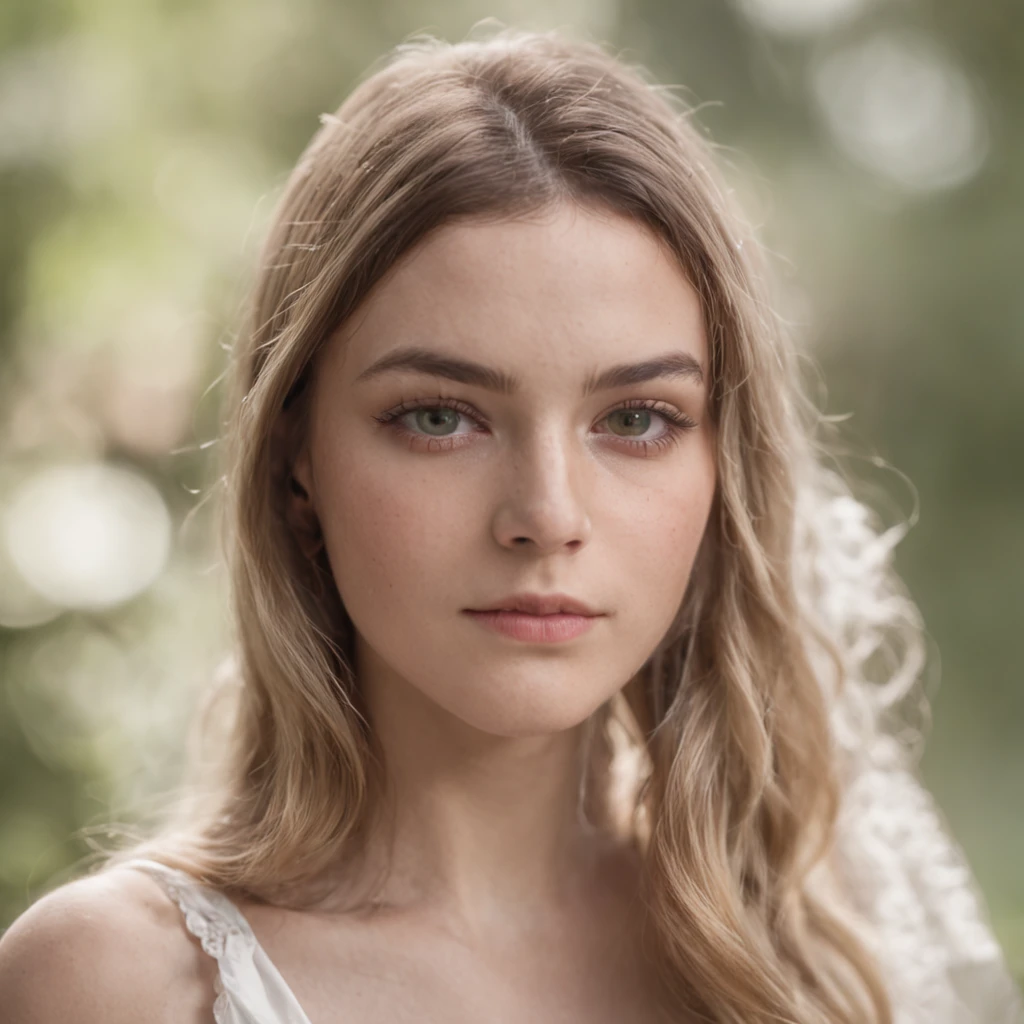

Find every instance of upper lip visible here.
[468,592,602,616]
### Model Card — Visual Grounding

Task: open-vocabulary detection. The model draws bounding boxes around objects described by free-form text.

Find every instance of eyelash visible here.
[372,395,698,456]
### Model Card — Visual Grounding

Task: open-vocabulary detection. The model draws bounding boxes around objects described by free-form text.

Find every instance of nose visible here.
[490,428,592,555]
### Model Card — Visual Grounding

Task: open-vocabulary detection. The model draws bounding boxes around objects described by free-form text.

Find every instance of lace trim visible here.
[128,860,256,1024]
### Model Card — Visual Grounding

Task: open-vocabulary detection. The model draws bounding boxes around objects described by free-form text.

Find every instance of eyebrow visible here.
[353,345,705,396]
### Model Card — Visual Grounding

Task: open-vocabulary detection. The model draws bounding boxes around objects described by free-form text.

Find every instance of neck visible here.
[340,650,615,936]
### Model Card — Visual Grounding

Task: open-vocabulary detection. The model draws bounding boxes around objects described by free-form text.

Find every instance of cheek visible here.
[600,445,716,638]
[314,448,480,619]
[602,424,716,564]
[624,474,714,584]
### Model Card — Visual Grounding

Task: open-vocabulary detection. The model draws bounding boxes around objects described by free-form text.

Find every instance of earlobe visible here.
[291,446,315,501]
[286,448,324,559]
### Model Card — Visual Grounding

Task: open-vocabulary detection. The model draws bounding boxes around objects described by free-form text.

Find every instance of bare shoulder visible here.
[0,863,217,1024]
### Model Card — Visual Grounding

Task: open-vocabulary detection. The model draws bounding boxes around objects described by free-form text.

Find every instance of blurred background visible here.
[0,0,1020,981]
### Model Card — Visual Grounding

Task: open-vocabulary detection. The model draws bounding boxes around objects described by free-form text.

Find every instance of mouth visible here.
[462,607,602,643]
[465,592,602,617]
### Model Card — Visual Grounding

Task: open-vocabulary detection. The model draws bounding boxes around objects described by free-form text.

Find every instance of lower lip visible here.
[463,610,601,643]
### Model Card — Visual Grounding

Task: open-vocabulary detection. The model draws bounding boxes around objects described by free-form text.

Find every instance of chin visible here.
[433,680,611,739]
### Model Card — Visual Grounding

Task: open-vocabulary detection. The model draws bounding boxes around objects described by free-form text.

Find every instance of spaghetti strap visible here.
[124,858,313,1024]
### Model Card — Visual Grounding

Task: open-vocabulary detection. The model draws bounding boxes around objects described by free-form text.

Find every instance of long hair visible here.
[99,26,927,1023]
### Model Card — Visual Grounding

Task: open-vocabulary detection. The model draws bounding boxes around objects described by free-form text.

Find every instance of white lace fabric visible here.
[797,485,1024,1023]
[126,858,313,1024]
[827,757,1024,1023]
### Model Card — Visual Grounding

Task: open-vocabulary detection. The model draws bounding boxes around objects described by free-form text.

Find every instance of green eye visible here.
[414,408,461,436]
[606,409,653,437]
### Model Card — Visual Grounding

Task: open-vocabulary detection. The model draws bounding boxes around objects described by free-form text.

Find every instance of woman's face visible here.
[294,202,716,737]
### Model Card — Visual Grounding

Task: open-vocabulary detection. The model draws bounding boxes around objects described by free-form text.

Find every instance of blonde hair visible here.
[97,26,931,1023]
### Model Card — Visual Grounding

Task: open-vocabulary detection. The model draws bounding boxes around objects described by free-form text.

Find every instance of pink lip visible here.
[463,610,600,643]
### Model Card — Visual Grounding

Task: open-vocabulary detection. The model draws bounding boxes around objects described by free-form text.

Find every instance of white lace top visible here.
[126,858,313,1024]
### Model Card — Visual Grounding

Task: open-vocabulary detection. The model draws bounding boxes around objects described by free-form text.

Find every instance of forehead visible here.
[326,203,708,389]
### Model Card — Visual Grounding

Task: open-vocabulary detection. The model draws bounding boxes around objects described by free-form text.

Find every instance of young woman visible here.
[1,26,1019,1024]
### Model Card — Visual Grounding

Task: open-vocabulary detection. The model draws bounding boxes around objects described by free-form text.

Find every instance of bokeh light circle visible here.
[812,32,988,193]
[3,462,172,610]
[736,0,873,36]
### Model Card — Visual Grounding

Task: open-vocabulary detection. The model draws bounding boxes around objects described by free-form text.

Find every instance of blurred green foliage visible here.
[0,0,1020,983]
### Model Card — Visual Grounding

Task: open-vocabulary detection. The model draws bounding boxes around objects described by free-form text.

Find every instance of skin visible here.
[0,201,716,1023]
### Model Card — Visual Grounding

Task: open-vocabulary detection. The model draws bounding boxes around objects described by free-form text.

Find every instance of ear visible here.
[285,443,324,560]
